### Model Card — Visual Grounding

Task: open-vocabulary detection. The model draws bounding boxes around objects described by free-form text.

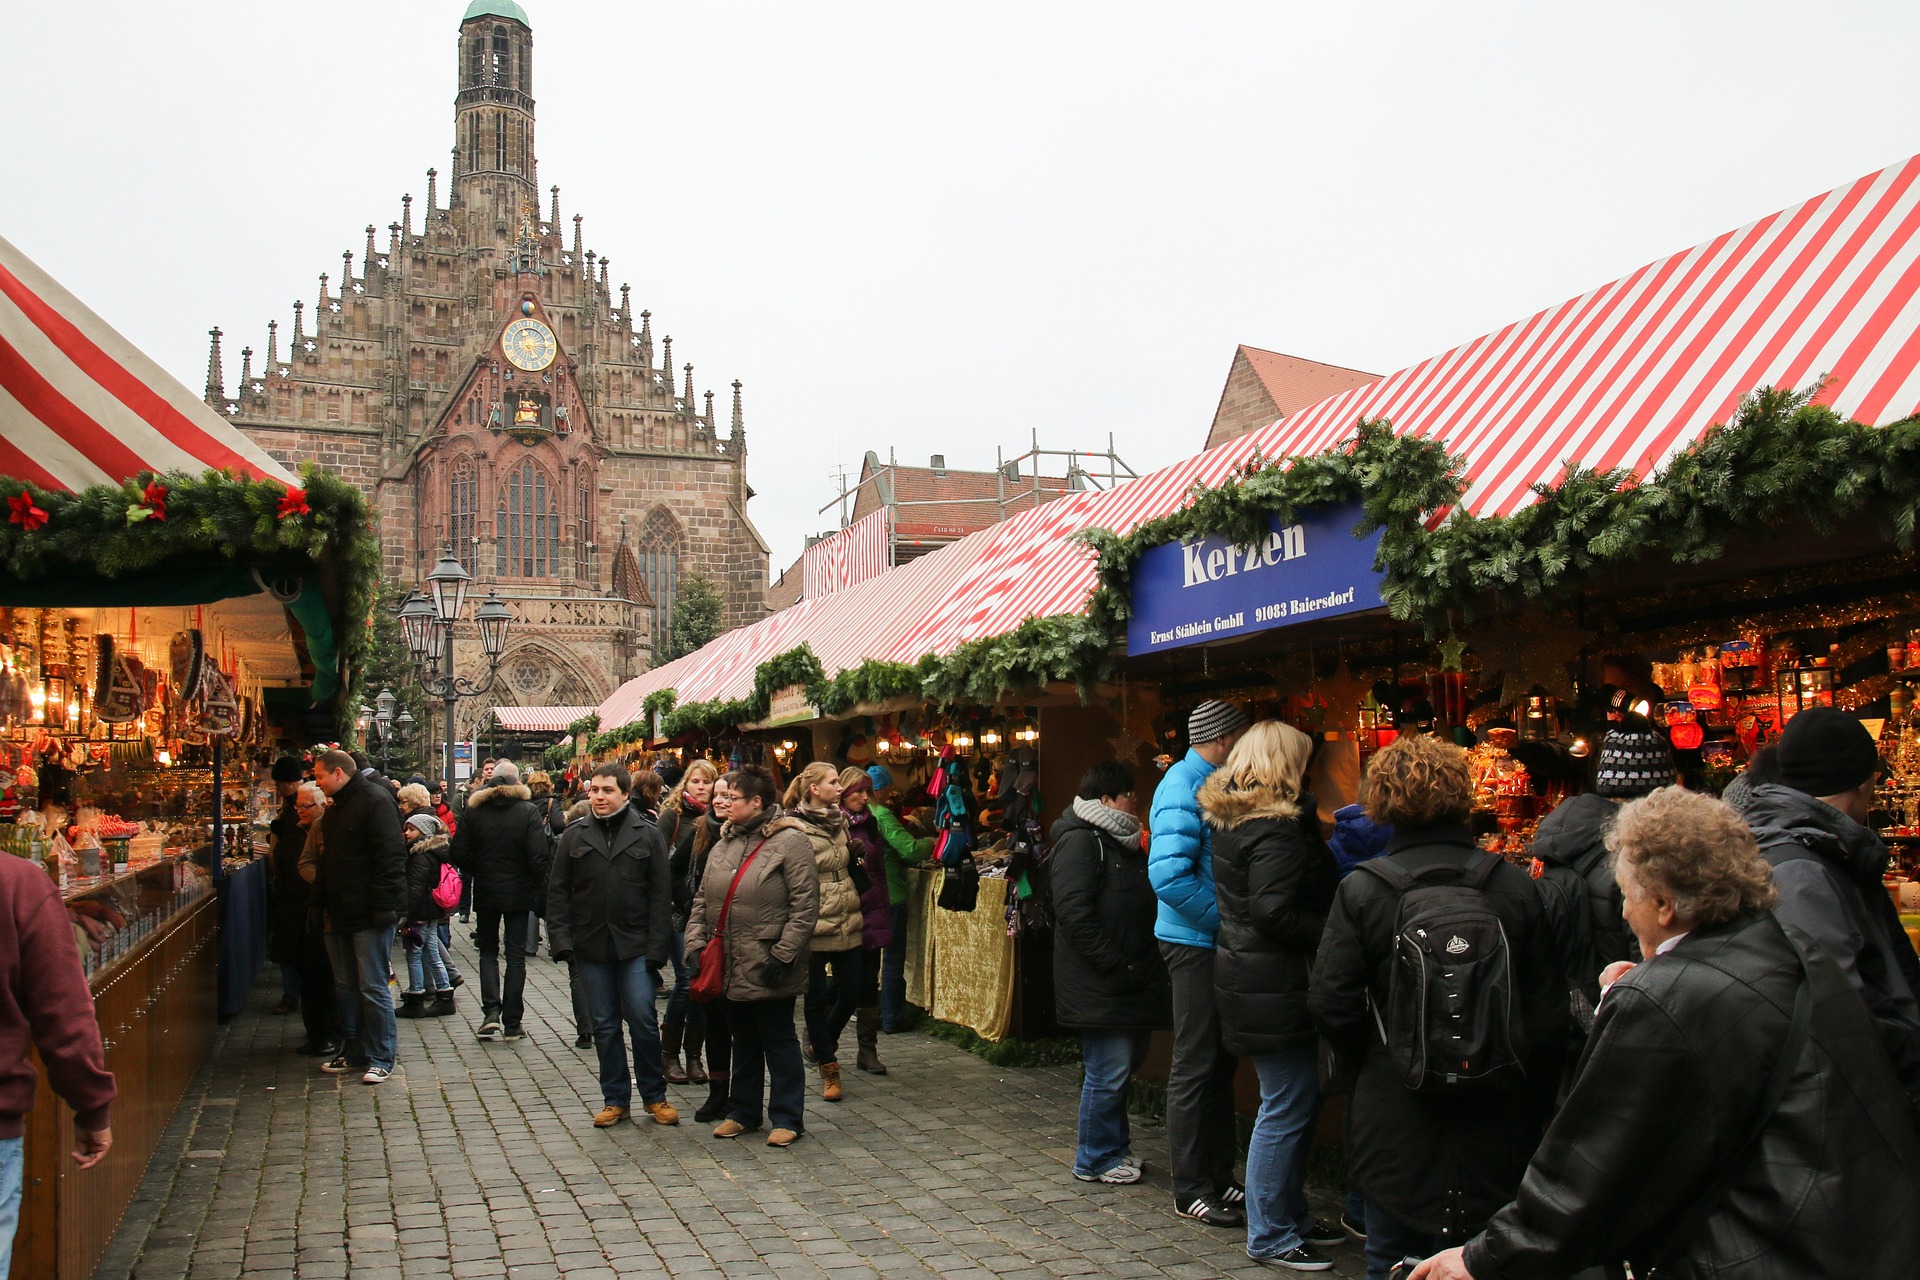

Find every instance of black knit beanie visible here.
[1593,726,1676,798]
[1775,707,1880,797]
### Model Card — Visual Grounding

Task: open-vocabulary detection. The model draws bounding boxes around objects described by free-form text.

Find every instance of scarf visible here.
[1072,795,1141,842]
[797,803,846,835]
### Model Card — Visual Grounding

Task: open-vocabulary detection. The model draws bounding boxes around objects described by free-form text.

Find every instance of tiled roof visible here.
[766,553,805,612]
[1205,346,1379,449]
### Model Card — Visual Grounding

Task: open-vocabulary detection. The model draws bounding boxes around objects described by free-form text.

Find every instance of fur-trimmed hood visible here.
[1197,775,1301,828]
[407,832,451,859]
[466,782,532,808]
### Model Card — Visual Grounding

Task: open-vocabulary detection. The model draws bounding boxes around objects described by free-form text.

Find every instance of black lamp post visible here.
[398,552,510,786]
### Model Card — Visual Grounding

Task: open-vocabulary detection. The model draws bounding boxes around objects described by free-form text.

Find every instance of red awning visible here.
[0,234,297,490]
[491,706,597,734]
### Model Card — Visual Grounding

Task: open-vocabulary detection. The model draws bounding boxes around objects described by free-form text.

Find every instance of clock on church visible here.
[503,317,558,372]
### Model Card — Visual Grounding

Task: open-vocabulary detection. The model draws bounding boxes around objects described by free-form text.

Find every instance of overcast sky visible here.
[13,1,1919,573]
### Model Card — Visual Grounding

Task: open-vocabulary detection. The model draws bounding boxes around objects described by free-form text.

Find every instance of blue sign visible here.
[1126,501,1387,656]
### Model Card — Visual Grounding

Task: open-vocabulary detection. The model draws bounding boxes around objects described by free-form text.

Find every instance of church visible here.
[209,0,769,733]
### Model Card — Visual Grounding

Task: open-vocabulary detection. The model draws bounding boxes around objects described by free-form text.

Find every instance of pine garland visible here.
[567,713,602,737]
[0,464,378,716]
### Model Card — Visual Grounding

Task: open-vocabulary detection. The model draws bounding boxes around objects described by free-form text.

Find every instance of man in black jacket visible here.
[311,749,408,1084]
[1411,786,1920,1280]
[548,763,677,1128]
[452,761,552,1042]
[1742,706,1920,1111]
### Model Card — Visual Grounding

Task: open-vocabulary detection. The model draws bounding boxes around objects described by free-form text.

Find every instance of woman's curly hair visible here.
[1608,786,1776,927]
[1362,732,1474,827]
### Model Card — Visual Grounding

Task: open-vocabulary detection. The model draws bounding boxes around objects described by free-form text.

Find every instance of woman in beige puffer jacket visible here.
[786,762,865,1101]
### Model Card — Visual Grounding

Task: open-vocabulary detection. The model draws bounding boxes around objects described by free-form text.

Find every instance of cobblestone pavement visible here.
[96,930,1366,1279]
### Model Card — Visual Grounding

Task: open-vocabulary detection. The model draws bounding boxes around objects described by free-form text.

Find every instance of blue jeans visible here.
[662,926,697,1028]
[404,926,451,994]
[436,921,461,978]
[1246,1045,1320,1258]
[1076,1030,1149,1177]
[880,895,911,1029]
[0,1135,21,1275]
[1364,1200,1443,1280]
[324,924,398,1070]
[726,995,806,1132]
[578,955,666,1109]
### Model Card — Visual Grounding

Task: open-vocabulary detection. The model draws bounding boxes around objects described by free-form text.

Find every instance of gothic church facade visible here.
[210,0,768,736]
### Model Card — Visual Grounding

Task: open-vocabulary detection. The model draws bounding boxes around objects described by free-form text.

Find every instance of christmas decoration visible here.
[276,487,312,519]
[6,491,47,531]
[1438,633,1468,673]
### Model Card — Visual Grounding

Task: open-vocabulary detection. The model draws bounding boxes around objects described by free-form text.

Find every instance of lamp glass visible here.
[422,623,445,664]
[474,593,511,659]
[398,594,434,657]
[426,552,472,623]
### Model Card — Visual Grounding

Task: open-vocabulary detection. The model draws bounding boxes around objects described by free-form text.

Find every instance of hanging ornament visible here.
[6,492,48,531]
[276,487,312,520]
[1437,632,1468,674]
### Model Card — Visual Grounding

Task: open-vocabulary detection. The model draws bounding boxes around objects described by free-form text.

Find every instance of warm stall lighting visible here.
[980,728,1001,747]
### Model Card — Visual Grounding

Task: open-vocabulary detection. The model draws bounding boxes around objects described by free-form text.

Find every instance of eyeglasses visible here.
[296,802,319,812]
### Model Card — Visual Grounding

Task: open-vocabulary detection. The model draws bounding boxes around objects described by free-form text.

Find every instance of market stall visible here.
[0,232,378,1279]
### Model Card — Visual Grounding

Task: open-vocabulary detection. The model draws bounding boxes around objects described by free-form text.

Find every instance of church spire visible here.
[426,167,438,217]
[638,309,653,366]
[703,389,714,426]
[572,214,582,260]
[731,380,745,447]
[204,327,225,403]
[266,319,278,367]
[291,300,305,354]
[239,346,253,392]
[549,185,560,231]
[316,273,329,314]
[342,250,354,296]
[682,363,694,409]
[365,225,377,269]
[402,194,413,237]
[661,335,673,389]
[453,3,537,215]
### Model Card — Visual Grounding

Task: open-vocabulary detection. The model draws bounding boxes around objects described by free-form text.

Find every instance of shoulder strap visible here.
[712,835,773,941]
[1354,855,1415,893]
[1650,943,1813,1270]
[1460,849,1502,890]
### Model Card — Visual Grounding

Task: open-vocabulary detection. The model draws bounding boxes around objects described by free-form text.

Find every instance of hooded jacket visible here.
[1327,803,1393,877]
[1743,782,1920,1108]
[1462,911,1920,1280]
[451,782,552,914]
[788,805,864,953]
[546,803,671,965]
[1201,777,1338,1056]
[1528,792,1634,1002]
[684,804,819,1002]
[403,831,452,924]
[1148,749,1221,948]
[1048,805,1170,1032]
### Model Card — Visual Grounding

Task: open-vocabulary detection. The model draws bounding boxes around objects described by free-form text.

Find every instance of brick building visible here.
[208,0,768,736]
[1205,345,1378,449]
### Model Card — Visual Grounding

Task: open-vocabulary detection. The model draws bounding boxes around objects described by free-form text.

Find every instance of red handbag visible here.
[689,836,771,1005]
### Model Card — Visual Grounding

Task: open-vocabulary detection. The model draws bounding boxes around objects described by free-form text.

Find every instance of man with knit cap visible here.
[1743,706,1920,1109]
[1150,699,1258,1229]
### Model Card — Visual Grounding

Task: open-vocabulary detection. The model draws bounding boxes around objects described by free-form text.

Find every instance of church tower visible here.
[454,2,537,220]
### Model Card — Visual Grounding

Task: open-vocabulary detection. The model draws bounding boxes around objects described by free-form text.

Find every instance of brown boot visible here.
[684,1023,709,1084]
[661,1021,688,1084]
[820,1060,844,1102]
[855,1006,887,1074]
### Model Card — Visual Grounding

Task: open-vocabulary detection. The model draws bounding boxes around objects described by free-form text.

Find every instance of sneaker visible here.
[1118,1154,1143,1171]
[1176,1195,1245,1228]
[320,1055,355,1074]
[1298,1217,1345,1249]
[362,1066,392,1085]
[1073,1163,1143,1185]
[1339,1210,1367,1242]
[1252,1245,1334,1272]
[765,1128,801,1147]
[477,1018,503,1040]
[501,1026,526,1041]
[1220,1182,1247,1206]
[593,1105,629,1128]
[643,1100,680,1126]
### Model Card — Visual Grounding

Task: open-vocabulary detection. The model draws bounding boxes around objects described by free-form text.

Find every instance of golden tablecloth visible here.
[902,867,1017,1041]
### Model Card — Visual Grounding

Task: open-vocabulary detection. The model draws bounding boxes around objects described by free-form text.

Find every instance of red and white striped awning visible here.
[0,234,296,490]
[491,705,598,734]
[599,151,1920,729]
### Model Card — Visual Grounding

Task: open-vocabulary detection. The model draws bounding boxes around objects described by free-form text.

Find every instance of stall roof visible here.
[599,151,1920,729]
[0,235,296,491]
[491,705,597,734]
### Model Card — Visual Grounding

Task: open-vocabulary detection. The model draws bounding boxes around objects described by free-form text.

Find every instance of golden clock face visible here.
[502,318,558,372]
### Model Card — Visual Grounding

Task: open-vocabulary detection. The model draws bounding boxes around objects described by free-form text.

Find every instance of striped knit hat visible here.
[1187,700,1251,747]
[1593,726,1676,798]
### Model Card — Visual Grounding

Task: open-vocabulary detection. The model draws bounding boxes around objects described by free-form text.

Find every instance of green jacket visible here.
[872,802,933,905]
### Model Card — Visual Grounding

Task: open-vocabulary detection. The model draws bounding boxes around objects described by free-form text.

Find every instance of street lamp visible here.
[401,549,511,786]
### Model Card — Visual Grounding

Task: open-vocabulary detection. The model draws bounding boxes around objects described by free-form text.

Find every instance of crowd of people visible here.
[1046,700,1920,1277]
[261,747,931,1148]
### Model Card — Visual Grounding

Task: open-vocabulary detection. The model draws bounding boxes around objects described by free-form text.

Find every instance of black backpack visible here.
[1356,851,1526,1094]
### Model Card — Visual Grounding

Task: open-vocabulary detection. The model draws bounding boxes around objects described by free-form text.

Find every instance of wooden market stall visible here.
[0,232,378,1278]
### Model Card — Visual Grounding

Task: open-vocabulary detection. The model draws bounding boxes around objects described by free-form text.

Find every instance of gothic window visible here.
[491,27,511,86]
[495,115,508,171]
[449,462,477,573]
[575,481,594,584]
[636,507,682,656]
[497,461,559,578]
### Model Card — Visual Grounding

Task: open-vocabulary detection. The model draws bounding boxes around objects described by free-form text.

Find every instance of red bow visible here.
[276,487,312,519]
[6,492,48,532]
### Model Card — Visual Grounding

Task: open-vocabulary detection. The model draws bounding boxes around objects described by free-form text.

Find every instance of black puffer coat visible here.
[1048,805,1170,1032]
[451,783,552,914]
[314,771,407,934]
[1308,823,1568,1239]
[403,832,452,924]
[1201,780,1338,1056]
[268,798,310,965]
[1528,792,1635,1002]
[1463,911,1920,1280]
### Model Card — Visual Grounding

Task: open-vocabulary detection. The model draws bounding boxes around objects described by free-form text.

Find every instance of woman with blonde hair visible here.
[1200,722,1344,1269]
[657,758,720,1083]
[784,761,865,1101]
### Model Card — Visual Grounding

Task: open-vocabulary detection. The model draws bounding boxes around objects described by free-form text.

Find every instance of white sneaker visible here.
[362,1066,392,1085]
[1074,1162,1143,1184]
